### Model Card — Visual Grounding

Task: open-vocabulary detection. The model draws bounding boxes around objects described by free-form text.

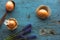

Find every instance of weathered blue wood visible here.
[0,0,60,40]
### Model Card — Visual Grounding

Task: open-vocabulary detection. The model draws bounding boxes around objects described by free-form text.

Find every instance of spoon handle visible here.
[0,12,7,26]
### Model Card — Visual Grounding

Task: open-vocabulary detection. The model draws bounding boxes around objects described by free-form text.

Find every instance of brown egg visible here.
[36,5,50,19]
[6,1,14,11]
[7,18,18,30]
[37,9,49,19]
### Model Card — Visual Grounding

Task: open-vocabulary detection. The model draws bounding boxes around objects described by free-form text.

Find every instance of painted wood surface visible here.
[0,0,60,40]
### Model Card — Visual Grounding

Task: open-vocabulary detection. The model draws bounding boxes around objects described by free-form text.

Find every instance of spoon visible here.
[0,0,15,26]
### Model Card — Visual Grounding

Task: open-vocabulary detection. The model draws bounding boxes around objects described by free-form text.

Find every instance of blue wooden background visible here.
[0,0,60,40]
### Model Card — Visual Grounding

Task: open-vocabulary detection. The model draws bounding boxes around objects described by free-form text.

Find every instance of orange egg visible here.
[7,18,18,30]
[6,1,14,11]
[37,9,49,19]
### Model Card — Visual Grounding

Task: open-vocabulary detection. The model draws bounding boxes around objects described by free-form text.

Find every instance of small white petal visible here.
[4,20,9,25]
